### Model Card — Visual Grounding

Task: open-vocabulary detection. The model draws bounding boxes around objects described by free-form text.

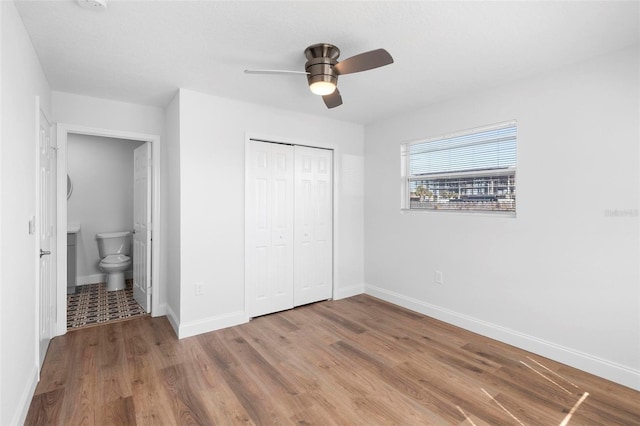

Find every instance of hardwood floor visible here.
[26,295,639,425]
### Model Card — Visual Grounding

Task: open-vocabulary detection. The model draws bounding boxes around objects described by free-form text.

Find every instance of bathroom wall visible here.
[67,134,145,284]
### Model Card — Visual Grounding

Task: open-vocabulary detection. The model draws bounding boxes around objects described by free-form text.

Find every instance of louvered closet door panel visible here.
[294,145,333,306]
[246,141,294,317]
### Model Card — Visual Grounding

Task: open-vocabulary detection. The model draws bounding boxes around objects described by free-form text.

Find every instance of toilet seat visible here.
[101,254,130,264]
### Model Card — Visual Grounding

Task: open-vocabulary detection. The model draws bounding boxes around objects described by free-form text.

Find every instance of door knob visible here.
[40,249,51,258]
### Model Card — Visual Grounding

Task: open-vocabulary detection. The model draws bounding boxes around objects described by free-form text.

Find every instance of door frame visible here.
[244,134,335,319]
[54,124,162,336]
[34,97,55,370]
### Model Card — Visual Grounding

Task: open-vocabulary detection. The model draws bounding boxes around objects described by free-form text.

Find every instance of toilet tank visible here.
[96,231,131,258]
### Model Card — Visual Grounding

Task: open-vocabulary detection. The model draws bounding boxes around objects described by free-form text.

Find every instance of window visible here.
[402,121,517,214]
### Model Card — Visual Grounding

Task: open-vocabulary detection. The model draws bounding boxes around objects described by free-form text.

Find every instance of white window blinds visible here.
[403,121,517,213]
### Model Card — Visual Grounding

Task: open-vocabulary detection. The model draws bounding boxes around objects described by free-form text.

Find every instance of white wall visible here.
[53,91,165,136]
[164,92,181,330]
[364,46,640,390]
[67,134,144,283]
[0,4,4,422]
[0,1,51,424]
[52,92,168,308]
[174,89,365,337]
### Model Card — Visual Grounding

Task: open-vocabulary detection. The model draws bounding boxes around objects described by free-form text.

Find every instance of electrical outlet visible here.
[434,271,443,285]
[195,282,204,295]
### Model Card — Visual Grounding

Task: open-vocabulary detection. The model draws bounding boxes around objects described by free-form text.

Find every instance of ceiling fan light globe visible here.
[309,81,336,96]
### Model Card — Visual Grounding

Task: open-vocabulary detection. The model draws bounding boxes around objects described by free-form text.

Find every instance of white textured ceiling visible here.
[14,0,640,125]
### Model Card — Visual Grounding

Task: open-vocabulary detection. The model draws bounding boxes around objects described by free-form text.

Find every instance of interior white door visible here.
[245,140,295,317]
[38,109,56,367]
[133,143,152,312]
[294,146,333,306]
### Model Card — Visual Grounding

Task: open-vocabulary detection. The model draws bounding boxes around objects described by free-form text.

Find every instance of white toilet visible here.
[96,231,132,291]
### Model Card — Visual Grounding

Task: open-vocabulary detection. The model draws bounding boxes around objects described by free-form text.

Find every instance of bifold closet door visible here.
[294,145,333,307]
[246,140,333,318]
[245,141,294,318]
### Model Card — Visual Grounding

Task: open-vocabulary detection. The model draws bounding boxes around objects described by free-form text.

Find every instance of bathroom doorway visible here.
[55,124,162,336]
[66,134,145,329]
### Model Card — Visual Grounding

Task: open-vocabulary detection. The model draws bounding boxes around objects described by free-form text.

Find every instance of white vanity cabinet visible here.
[67,225,80,294]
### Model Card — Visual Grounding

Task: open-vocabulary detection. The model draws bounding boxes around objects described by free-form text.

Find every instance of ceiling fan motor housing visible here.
[304,43,340,88]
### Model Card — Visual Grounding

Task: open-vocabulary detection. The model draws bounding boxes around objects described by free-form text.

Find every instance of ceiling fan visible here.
[244,43,394,109]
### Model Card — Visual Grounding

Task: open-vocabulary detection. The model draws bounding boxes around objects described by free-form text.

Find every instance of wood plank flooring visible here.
[26,295,640,425]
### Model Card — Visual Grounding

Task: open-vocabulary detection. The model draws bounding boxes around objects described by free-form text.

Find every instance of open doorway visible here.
[65,134,145,330]
[55,124,161,336]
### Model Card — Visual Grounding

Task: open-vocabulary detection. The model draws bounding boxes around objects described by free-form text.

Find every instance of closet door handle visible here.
[40,249,51,258]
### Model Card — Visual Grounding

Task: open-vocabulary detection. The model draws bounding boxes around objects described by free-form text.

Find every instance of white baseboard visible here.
[12,363,39,426]
[153,302,167,317]
[77,271,133,286]
[166,304,180,337]
[365,284,640,391]
[177,310,247,339]
[333,283,365,300]
[77,273,105,286]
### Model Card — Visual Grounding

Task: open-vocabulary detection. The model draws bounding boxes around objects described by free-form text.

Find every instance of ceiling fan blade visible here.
[334,48,394,75]
[323,88,343,109]
[244,69,309,75]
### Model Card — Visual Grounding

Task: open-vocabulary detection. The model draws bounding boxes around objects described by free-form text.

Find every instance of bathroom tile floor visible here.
[67,280,148,330]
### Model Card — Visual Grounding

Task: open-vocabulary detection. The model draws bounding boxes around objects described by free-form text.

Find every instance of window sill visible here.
[400,208,516,218]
